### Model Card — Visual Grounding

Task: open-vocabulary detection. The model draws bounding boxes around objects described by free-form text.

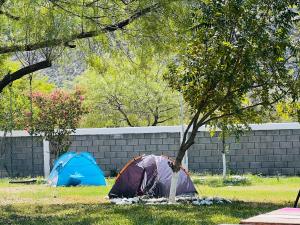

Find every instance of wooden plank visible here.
[240,208,300,225]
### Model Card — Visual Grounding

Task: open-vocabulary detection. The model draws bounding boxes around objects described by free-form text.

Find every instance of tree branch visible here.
[0,10,20,20]
[0,4,158,54]
[0,60,52,93]
[202,97,285,125]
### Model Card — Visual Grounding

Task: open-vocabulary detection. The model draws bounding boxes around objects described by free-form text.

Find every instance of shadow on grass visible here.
[193,177,251,187]
[0,201,286,225]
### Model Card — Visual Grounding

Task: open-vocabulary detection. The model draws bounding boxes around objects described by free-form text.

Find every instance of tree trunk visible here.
[168,145,187,203]
[222,152,226,180]
[169,171,179,203]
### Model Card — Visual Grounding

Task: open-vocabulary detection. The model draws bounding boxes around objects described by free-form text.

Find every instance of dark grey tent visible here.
[109,154,197,198]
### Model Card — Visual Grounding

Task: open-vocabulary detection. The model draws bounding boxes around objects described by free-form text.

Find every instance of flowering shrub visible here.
[26,89,87,159]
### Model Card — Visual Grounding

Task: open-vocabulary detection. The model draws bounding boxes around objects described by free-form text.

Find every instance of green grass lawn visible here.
[0,175,299,225]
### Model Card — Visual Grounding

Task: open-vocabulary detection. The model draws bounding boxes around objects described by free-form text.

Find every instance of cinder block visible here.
[280,130,292,135]
[274,135,287,142]
[105,140,116,145]
[127,152,139,158]
[109,146,120,152]
[274,148,286,155]
[162,138,175,145]
[266,130,279,135]
[281,167,295,175]
[98,146,110,151]
[198,162,214,169]
[135,145,146,151]
[235,149,248,155]
[76,135,87,141]
[281,155,296,162]
[196,132,206,137]
[127,139,139,146]
[250,162,261,168]
[75,146,86,152]
[157,145,168,151]
[287,148,299,155]
[112,134,123,139]
[292,129,300,135]
[81,140,91,147]
[115,140,126,146]
[255,142,267,149]
[146,145,157,151]
[193,144,206,150]
[268,168,280,175]
[188,150,199,158]
[256,155,268,162]
[239,136,249,143]
[134,133,145,139]
[245,168,258,174]
[205,144,218,150]
[294,168,300,175]
[93,140,104,146]
[236,162,249,169]
[121,146,133,151]
[260,149,274,155]
[247,149,260,155]
[111,158,122,165]
[93,152,104,159]
[138,139,151,145]
[168,133,180,138]
[243,155,256,162]
[88,146,98,152]
[205,156,219,163]
[279,142,292,148]
[230,143,241,150]
[275,161,287,168]
[199,150,211,157]
[254,131,267,136]
[288,161,300,168]
[154,133,168,138]
[260,136,273,142]
[104,152,116,158]
[198,137,211,144]
[150,139,162,145]
[233,155,244,162]
[168,144,179,151]
[189,163,199,170]
[292,142,300,148]
[287,135,299,142]
[261,162,274,168]
[164,151,176,157]
[268,155,282,162]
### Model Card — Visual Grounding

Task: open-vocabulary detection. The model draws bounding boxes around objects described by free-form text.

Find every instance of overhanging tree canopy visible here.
[164,0,300,172]
[0,0,162,93]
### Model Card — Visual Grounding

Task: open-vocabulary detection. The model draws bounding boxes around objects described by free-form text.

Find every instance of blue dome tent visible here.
[47,152,106,187]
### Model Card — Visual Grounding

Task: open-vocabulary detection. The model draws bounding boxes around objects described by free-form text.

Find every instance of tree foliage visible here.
[0,0,165,92]
[77,53,180,127]
[164,0,300,171]
[26,89,87,158]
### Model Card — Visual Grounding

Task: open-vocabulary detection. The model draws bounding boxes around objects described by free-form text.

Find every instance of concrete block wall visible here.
[190,128,300,175]
[0,136,44,177]
[1,123,300,177]
[67,132,181,176]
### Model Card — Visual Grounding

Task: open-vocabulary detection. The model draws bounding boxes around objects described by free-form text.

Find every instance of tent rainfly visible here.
[47,152,106,187]
[109,154,197,198]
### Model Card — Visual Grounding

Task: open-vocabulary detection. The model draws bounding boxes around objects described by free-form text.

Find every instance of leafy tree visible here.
[0,57,55,132]
[272,102,300,122]
[26,89,87,159]
[77,53,180,127]
[0,0,168,93]
[164,0,300,201]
